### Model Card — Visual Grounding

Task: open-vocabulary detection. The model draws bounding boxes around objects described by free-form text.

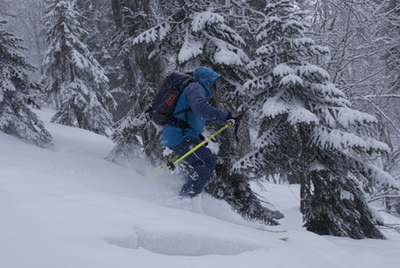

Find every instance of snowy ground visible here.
[1,108,400,268]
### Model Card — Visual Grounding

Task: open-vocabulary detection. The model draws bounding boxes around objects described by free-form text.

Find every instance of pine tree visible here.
[375,0,400,214]
[235,0,399,238]
[109,0,250,167]
[74,0,114,76]
[41,0,116,136]
[106,0,165,165]
[0,20,52,147]
[107,0,284,224]
[303,0,400,224]
[75,0,129,121]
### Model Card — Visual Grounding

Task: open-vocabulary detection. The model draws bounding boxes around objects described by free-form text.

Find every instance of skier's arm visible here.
[185,83,228,123]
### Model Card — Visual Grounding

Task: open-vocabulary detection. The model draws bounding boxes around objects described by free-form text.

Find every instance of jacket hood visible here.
[193,66,221,98]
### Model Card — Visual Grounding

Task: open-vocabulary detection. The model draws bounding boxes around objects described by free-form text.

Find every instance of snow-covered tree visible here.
[0,0,47,78]
[370,0,400,214]
[110,0,250,165]
[303,0,400,221]
[235,0,399,238]
[41,0,116,136]
[0,20,52,147]
[107,0,284,224]
[74,0,129,121]
[106,0,165,165]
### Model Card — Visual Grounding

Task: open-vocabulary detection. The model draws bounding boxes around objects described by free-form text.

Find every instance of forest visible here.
[1,0,400,239]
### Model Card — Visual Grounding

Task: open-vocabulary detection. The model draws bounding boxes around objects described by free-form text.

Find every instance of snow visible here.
[311,127,391,154]
[280,74,304,86]
[1,108,400,268]
[288,106,319,125]
[297,64,330,80]
[336,107,377,128]
[191,12,224,33]
[178,37,203,63]
[262,97,289,118]
[129,23,167,45]
[273,63,294,77]
[213,46,247,66]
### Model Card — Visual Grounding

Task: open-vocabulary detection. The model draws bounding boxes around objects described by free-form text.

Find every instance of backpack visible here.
[147,71,195,129]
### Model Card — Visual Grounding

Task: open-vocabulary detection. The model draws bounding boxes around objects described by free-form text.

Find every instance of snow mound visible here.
[1,107,400,268]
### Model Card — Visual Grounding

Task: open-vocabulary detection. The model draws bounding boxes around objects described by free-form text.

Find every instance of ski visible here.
[256,227,288,240]
[257,227,287,233]
[263,228,288,233]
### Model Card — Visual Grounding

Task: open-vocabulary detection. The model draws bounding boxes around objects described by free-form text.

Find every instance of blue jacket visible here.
[162,67,228,148]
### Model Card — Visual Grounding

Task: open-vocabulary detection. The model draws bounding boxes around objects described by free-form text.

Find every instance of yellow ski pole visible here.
[147,155,179,178]
[147,122,232,178]
[169,122,232,167]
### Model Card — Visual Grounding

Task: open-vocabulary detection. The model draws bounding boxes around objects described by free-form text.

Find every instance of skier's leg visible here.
[171,139,216,198]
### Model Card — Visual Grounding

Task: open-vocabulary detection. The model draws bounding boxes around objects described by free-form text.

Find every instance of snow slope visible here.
[1,108,400,268]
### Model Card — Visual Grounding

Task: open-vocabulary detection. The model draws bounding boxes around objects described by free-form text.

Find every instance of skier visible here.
[162,66,239,198]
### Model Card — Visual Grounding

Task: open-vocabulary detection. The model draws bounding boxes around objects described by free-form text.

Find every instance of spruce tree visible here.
[235,0,399,238]
[106,0,165,165]
[303,0,400,227]
[109,0,250,167]
[41,0,116,136]
[0,20,52,147]
[374,0,400,214]
[108,0,284,224]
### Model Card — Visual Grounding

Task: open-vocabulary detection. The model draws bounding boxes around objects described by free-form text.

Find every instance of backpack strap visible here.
[165,106,192,130]
[165,116,189,129]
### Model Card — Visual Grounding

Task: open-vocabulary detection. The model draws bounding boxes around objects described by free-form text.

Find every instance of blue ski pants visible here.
[170,138,216,198]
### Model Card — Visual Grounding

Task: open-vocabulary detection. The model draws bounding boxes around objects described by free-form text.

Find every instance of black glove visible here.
[226,112,241,127]
[199,134,209,147]
[226,112,245,142]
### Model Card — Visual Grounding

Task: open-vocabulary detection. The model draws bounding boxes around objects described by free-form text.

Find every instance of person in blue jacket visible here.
[162,66,238,198]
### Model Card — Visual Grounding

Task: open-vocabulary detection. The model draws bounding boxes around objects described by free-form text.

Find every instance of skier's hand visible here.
[226,112,245,142]
[226,112,241,127]
[198,134,209,147]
